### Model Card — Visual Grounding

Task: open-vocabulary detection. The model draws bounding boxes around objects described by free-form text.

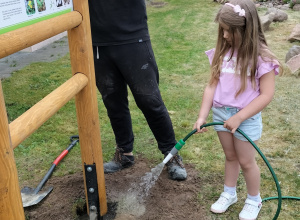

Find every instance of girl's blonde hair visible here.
[209,0,282,97]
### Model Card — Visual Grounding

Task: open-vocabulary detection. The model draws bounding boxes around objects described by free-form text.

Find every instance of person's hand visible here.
[193,118,208,134]
[223,114,243,133]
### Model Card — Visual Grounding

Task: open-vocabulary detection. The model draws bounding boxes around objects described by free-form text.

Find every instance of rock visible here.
[260,13,275,31]
[285,45,300,76]
[286,54,300,76]
[288,24,300,42]
[277,4,290,10]
[293,4,300,11]
[216,0,229,4]
[285,45,300,63]
[265,8,288,22]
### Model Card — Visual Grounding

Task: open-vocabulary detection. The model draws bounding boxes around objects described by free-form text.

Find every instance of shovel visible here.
[21,135,79,207]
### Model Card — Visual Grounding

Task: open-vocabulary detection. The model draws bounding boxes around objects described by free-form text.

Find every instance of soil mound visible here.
[24,158,208,219]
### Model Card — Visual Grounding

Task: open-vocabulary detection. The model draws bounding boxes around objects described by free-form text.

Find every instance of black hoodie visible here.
[88,0,150,46]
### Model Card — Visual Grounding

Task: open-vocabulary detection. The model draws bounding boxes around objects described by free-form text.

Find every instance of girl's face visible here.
[221,23,233,45]
[220,23,241,48]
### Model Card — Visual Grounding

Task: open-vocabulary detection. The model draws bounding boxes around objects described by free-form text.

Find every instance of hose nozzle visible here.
[163,139,185,164]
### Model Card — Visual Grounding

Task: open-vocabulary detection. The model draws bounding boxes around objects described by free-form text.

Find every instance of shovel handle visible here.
[33,164,56,194]
[33,136,79,194]
[53,137,79,165]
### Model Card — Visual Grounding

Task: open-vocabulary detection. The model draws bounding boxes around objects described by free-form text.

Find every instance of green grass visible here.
[2,0,300,219]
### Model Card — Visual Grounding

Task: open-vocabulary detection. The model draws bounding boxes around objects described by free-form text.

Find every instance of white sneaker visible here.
[239,198,262,220]
[210,192,238,213]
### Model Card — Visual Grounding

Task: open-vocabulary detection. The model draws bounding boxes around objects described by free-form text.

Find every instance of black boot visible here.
[164,153,187,180]
[104,147,134,173]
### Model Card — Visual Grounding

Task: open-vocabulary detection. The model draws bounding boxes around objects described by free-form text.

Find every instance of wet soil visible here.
[23,158,209,220]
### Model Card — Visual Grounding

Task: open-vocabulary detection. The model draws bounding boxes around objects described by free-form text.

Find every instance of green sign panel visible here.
[0,0,73,35]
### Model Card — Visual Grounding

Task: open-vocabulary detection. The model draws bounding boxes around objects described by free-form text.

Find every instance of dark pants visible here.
[93,41,176,154]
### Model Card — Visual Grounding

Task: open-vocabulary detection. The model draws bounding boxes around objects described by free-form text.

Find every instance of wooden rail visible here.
[0,0,108,218]
[0,11,82,59]
[9,73,88,149]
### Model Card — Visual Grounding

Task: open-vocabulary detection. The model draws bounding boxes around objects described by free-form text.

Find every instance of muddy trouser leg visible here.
[93,46,134,153]
[102,41,176,154]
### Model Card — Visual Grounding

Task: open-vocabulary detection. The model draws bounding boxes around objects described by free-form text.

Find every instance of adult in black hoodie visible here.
[88,0,187,180]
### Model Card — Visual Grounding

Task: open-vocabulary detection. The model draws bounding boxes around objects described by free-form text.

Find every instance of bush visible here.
[290,0,300,7]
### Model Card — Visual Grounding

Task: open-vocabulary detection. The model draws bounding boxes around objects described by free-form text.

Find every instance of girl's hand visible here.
[224,114,242,133]
[193,118,208,134]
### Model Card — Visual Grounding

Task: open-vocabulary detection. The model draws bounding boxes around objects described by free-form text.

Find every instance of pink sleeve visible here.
[205,48,215,65]
[257,57,280,78]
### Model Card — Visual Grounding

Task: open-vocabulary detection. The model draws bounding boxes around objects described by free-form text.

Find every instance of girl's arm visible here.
[224,70,275,133]
[193,81,218,133]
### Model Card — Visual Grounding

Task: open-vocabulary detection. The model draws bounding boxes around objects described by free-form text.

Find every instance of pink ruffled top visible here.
[205,48,279,109]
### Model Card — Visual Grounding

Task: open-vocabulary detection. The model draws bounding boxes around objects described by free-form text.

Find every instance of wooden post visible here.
[0,82,25,220]
[68,0,107,217]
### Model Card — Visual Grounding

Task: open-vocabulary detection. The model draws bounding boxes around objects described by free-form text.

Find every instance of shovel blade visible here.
[21,186,53,207]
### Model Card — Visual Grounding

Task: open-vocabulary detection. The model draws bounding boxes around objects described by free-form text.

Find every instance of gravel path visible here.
[0,36,69,80]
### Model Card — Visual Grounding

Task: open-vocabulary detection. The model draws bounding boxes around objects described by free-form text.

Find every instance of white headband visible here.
[225,3,246,17]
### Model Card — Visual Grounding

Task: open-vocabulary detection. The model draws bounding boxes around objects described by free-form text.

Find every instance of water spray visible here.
[162,122,300,220]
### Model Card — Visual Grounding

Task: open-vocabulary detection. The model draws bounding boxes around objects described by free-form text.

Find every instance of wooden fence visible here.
[0,0,107,219]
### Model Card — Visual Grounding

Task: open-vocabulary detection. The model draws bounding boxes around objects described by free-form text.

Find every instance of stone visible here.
[285,45,300,63]
[285,45,300,76]
[260,13,275,31]
[288,24,300,42]
[265,8,288,22]
[286,54,300,76]
[293,4,300,11]
[278,4,291,10]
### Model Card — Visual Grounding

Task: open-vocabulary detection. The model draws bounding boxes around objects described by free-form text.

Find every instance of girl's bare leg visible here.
[234,137,260,196]
[217,131,240,188]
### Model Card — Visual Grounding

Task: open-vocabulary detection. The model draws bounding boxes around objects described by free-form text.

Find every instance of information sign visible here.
[0,0,73,34]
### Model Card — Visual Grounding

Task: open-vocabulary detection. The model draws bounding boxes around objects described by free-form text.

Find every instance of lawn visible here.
[2,0,300,219]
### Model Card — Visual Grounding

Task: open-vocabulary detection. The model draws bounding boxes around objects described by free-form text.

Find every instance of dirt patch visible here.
[23,158,208,220]
[149,2,167,8]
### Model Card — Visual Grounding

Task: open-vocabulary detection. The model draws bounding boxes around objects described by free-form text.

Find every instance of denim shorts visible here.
[212,107,263,141]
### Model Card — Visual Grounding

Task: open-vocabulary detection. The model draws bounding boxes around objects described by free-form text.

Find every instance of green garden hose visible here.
[180,122,300,220]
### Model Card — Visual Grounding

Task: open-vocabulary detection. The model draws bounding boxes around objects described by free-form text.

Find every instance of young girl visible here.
[193,0,282,219]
